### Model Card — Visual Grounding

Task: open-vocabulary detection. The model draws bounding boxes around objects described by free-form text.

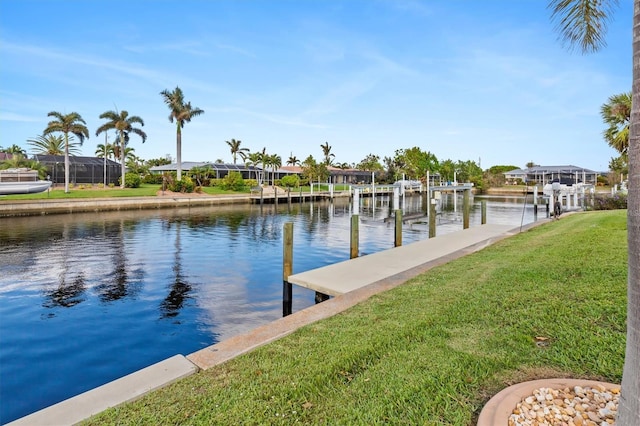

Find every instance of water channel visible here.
[0,193,541,423]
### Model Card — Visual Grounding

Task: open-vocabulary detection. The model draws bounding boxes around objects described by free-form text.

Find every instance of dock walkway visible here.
[287,223,518,296]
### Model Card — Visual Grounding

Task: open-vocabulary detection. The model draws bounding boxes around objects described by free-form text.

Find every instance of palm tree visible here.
[95,110,146,188]
[320,141,335,166]
[95,143,114,159]
[601,92,631,155]
[246,151,264,183]
[95,141,115,187]
[110,143,136,163]
[43,112,89,193]
[0,144,27,156]
[160,86,204,181]
[287,153,300,166]
[268,153,282,187]
[28,134,81,156]
[226,138,249,164]
[550,1,638,423]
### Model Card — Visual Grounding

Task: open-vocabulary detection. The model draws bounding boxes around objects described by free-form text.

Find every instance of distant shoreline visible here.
[0,193,251,218]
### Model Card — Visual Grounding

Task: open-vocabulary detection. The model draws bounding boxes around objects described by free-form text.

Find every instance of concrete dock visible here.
[287,223,518,296]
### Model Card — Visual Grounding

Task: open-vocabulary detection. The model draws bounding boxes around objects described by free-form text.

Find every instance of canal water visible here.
[0,193,540,423]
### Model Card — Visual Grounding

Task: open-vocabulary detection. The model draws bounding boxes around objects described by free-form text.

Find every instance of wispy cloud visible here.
[0,111,40,122]
[124,40,212,57]
[214,106,327,129]
[1,39,170,86]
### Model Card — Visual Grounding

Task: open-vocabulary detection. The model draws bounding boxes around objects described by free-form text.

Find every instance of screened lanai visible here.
[32,155,121,185]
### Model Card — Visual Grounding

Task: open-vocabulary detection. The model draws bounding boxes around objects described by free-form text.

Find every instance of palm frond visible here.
[548,0,619,53]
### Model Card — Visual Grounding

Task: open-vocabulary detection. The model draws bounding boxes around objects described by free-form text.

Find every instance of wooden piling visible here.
[282,222,293,316]
[350,214,359,259]
[394,209,402,247]
[429,199,436,238]
[463,189,470,229]
[481,200,487,225]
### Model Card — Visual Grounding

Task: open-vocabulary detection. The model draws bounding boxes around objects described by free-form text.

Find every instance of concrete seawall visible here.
[0,194,251,217]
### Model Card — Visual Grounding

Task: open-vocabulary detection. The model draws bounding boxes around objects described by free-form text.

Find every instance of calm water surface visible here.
[0,194,539,422]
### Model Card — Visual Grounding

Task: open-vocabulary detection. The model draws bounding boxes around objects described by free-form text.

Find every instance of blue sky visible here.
[0,0,632,171]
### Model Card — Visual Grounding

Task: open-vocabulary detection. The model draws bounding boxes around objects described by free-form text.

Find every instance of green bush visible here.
[168,176,195,193]
[143,174,163,184]
[588,193,628,210]
[220,171,245,191]
[120,173,142,188]
[280,175,300,188]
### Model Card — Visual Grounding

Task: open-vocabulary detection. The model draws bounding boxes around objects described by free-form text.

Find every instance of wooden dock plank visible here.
[287,224,517,296]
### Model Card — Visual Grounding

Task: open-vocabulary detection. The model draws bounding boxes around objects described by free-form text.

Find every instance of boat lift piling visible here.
[395,210,402,247]
[282,222,293,317]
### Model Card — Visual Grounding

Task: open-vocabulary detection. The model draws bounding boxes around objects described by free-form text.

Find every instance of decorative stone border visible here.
[477,378,620,425]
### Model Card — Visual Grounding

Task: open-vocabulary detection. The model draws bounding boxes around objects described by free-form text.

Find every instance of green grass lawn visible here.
[0,184,251,200]
[83,210,627,425]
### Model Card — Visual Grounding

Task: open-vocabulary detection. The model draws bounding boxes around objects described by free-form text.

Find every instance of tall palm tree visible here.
[320,141,335,166]
[601,92,631,155]
[550,1,638,423]
[95,110,147,189]
[268,153,282,186]
[226,138,249,164]
[160,86,204,181]
[43,112,89,193]
[287,153,300,166]
[246,151,263,183]
[260,147,268,184]
[28,134,81,156]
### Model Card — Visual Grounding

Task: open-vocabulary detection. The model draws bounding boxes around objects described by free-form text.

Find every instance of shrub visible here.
[281,175,300,189]
[143,174,163,184]
[220,171,245,191]
[121,172,142,188]
[588,193,628,210]
[168,176,195,193]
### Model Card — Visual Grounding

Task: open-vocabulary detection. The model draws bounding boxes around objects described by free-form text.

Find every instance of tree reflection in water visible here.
[95,219,143,303]
[42,272,86,309]
[159,222,192,319]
